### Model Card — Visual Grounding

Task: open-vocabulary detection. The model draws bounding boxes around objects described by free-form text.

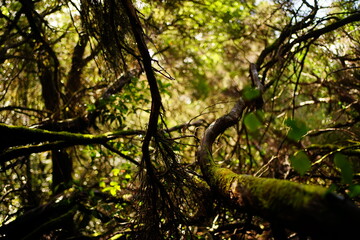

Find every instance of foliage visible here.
[1,0,360,239]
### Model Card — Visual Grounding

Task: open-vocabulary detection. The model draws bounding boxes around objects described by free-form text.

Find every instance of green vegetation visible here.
[1,0,360,239]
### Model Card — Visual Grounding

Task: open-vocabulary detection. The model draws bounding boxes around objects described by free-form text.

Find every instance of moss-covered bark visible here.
[197,98,360,239]
[209,166,326,211]
[0,123,143,164]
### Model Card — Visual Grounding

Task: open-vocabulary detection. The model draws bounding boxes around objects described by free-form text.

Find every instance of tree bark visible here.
[197,97,360,239]
[0,123,142,165]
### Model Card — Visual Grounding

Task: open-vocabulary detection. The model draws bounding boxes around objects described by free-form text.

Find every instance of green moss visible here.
[208,166,328,213]
[244,176,326,210]
[0,123,142,148]
[209,167,238,190]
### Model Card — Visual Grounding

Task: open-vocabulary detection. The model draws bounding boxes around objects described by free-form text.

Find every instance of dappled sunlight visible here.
[1,0,360,239]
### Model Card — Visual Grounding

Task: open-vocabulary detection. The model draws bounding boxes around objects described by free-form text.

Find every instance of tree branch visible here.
[122,0,162,171]
[256,11,360,83]
[0,123,143,164]
[197,68,360,239]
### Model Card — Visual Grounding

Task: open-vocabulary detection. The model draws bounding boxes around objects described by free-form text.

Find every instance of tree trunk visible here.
[197,98,360,239]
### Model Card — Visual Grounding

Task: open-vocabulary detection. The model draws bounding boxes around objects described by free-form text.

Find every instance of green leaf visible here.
[244,112,262,132]
[290,151,311,176]
[102,187,112,192]
[285,118,308,141]
[109,233,124,240]
[110,188,117,196]
[110,181,118,186]
[349,185,360,198]
[243,86,260,101]
[112,168,120,176]
[334,153,353,184]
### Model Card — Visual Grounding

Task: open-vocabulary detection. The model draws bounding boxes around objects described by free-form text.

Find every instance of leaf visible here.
[110,188,117,196]
[110,181,118,186]
[112,168,120,176]
[109,233,124,240]
[244,112,262,132]
[334,153,353,184]
[243,86,260,101]
[102,187,112,192]
[285,118,308,141]
[290,151,311,176]
[349,185,360,198]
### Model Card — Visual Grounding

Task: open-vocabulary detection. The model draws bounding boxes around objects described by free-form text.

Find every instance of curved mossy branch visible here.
[197,99,247,180]
[197,99,360,239]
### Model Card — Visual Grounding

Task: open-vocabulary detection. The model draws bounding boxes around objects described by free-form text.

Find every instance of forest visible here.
[1,0,360,239]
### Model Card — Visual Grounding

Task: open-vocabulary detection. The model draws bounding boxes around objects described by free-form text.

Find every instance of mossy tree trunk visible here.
[197,98,360,239]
